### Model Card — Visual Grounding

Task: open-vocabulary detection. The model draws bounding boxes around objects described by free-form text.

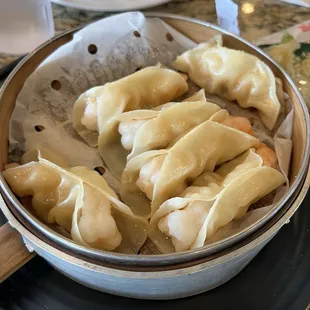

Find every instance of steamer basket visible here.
[0,13,309,299]
[0,165,308,299]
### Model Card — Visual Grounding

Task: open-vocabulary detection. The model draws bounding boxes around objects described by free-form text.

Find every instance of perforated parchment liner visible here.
[7,12,293,254]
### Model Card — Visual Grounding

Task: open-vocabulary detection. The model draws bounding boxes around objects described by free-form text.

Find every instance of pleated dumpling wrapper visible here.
[120,120,259,218]
[173,35,282,130]
[73,66,188,147]
[3,147,148,253]
[99,94,221,177]
[149,149,286,253]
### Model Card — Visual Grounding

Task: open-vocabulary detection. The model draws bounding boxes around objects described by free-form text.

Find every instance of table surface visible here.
[1,0,310,70]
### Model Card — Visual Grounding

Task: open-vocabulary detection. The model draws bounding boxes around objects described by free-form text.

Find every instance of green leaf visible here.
[281,32,294,44]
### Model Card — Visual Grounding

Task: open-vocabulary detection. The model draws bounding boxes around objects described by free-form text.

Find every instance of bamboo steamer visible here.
[0,14,309,299]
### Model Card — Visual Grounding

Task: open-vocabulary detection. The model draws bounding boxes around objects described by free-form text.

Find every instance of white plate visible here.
[51,0,173,11]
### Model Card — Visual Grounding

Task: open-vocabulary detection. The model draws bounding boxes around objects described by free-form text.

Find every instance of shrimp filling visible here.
[81,98,98,132]
[220,116,277,168]
[158,201,209,252]
[136,155,166,200]
[118,119,147,150]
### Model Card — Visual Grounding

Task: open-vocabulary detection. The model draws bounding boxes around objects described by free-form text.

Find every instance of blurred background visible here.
[1,0,310,70]
[2,0,310,104]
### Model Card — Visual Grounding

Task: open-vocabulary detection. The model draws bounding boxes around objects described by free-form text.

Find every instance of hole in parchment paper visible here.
[133,31,141,37]
[166,33,174,42]
[51,80,61,90]
[88,44,98,54]
[94,166,105,175]
[34,125,45,132]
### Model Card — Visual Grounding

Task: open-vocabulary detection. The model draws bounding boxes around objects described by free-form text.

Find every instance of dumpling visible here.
[71,182,122,250]
[149,149,285,253]
[181,89,207,102]
[173,36,282,130]
[73,66,188,146]
[99,99,221,177]
[183,149,263,199]
[120,120,259,218]
[3,148,148,253]
[20,145,70,168]
[117,111,159,151]
[124,101,221,160]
